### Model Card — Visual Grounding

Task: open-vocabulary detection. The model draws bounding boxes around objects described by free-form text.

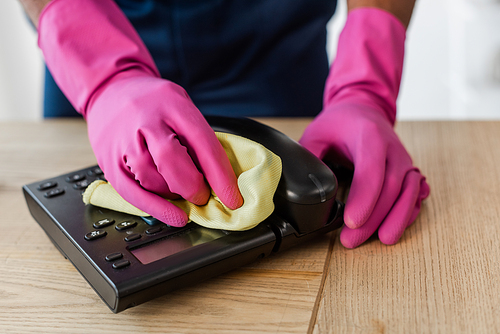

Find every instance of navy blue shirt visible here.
[43,0,337,117]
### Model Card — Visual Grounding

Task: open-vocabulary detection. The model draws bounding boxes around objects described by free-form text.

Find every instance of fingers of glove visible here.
[194,144,243,210]
[342,170,429,248]
[340,188,400,248]
[378,169,425,245]
[174,123,243,210]
[144,129,211,206]
[340,215,381,249]
[111,167,188,227]
[151,84,242,210]
[406,177,430,228]
[124,135,178,199]
[340,185,400,248]
[343,138,387,229]
[340,152,411,248]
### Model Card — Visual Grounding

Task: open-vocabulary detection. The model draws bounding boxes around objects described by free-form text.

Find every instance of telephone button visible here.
[112,259,130,269]
[105,252,123,262]
[84,230,107,241]
[87,167,103,176]
[115,221,137,231]
[44,188,65,198]
[146,226,163,235]
[38,181,57,191]
[66,173,86,183]
[73,179,90,190]
[93,218,115,229]
[140,216,161,226]
[124,234,141,242]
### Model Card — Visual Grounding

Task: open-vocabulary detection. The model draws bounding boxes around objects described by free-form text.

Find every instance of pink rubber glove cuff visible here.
[324,8,406,125]
[38,0,160,117]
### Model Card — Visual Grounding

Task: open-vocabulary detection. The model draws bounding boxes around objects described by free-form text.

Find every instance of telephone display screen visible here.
[130,228,227,265]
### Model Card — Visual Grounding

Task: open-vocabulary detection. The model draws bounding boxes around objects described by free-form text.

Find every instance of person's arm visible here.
[300,0,429,248]
[18,0,51,28]
[19,0,243,227]
[348,0,416,28]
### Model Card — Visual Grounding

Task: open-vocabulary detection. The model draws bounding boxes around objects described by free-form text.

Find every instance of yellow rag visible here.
[82,132,282,231]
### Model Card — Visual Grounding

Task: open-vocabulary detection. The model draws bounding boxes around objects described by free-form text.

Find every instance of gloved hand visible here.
[300,8,430,248]
[38,0,243,226]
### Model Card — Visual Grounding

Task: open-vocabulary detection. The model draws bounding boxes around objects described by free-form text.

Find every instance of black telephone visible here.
[23,116,344,313]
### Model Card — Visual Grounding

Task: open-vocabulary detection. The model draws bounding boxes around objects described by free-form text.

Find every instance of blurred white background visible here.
[1,0,499,120]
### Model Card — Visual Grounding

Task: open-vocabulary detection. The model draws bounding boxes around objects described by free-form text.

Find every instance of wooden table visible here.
[1,119,499,333]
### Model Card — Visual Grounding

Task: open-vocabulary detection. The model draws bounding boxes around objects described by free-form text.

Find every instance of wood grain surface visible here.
[1,119,499,333]
[312,121,500,333]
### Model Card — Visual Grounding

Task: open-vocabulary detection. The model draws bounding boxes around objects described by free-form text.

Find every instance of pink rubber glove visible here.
[38,0,243,226]
[300,8,430,248]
